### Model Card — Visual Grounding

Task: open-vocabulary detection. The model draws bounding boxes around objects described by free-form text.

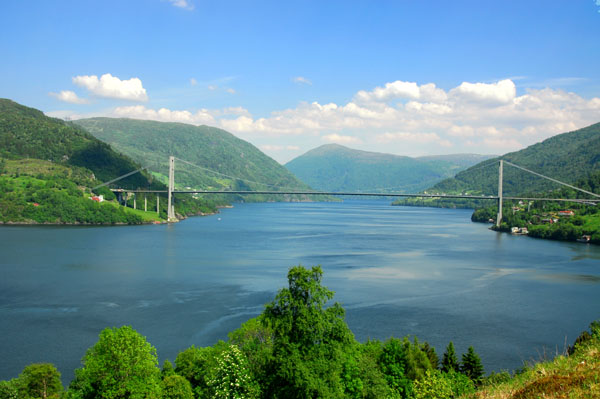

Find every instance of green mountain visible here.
[0,99,158,190]
[74,118,315,202]
[284,144,493,193]
[428,122,600,197]
[0,99,216,224]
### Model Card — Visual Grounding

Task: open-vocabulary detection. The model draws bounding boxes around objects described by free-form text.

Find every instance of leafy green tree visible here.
[441,341,459,373]
[161,360,176,379]
[356,341,398,399]
[460,346,485,385]
[208,344,259,399]
[412,369,452,399]
[228,317,273,392]
[162,375,193,399]
[422,342,439,370]
[402,337,434,381]
[261,265,355,398]
[379,338,411,398]
[0,380,19,399]
[445,370,475,397]
[17,363,63,399]
[69,326,162,399]
[174,344,223,398]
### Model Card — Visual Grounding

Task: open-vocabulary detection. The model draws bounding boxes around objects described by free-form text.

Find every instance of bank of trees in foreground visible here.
[3,266,596,399]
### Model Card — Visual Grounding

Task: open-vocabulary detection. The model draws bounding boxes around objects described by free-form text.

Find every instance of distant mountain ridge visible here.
[74,118,314,201]
[428,122,600,196]
[284,144,493,193]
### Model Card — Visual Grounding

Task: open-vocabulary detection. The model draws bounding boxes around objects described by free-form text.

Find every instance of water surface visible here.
[1,200,599,382]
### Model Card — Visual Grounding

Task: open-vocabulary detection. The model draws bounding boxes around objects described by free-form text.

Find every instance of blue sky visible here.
[2,0,600,163]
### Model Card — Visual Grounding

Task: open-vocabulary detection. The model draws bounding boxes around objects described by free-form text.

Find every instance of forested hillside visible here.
[285,144,492,193]
[428,123,600,197]
[0,99,218,223]
[75,118,316,202]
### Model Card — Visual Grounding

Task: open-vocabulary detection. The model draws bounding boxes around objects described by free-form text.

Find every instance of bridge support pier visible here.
[133,193,136,210]
[144,194,147,212]
[157,194,160,215]
[167,156,177,222]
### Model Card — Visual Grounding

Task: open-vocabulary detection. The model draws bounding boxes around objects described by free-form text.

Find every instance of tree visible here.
[461,346,485,384]
[208,344,260,399]
[379,338,411,398]
[162,375,193,399]
[17,363,63,399]
[174,344,225,398]
[441,341,459,373]
[69,326,162,399]
[412,370,452,399]
[261,265,355,398]
[422,342,439,370]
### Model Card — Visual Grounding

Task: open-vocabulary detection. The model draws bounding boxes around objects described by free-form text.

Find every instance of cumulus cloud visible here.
[90,77,600,160]
[167,0,194,10]
[190,78,197,86]
[293,76,312,85]
[449,79,516,105]
[49,90,88,104]
[73,73,148,101]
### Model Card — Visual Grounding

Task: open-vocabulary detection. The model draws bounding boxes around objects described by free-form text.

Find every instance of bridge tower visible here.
[496,160,503,228]
[167,156,176,222]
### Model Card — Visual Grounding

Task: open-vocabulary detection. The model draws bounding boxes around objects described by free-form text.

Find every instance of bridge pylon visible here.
[496,160,503,228]
[167,156,177,222]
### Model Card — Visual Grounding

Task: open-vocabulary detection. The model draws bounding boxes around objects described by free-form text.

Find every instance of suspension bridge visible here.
[94,156,600,225]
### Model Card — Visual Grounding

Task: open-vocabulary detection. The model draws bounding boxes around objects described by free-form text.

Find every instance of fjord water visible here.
[1,200,599,382]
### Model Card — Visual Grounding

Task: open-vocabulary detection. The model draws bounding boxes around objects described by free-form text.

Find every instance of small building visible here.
[558,210,574,216]
[90,195,104,202]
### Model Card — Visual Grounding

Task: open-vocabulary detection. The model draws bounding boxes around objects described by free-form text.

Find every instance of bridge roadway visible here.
[110,189,597,204]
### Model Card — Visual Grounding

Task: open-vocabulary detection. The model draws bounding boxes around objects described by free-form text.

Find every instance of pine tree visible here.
[460,346,484,384]
[441,341,459,373]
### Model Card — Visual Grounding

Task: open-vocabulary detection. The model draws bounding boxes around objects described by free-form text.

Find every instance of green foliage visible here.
[74,117,316,202]
[16,363,63,399]
[162,375,193,399]
[286,143,492,193]
[261,265,355,398]
[379,338,412,398]
[412,369,453,399]
[0,380,18,399]
[461,346,485,385]
[0,175,145,224]
[69,326,162,399]
[227,317,273,391]
[429,122,600,197]
[208,344,260,399]
[441,341,460,373]
[174,344,226,398]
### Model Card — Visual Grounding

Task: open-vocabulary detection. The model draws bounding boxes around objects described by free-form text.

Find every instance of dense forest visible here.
[0,99,222,224]
[1,266,598,399]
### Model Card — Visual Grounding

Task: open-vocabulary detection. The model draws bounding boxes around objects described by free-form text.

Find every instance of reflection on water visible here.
[1,200,599,383]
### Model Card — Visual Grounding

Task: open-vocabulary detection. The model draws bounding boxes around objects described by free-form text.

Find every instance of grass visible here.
[469,337,600,399]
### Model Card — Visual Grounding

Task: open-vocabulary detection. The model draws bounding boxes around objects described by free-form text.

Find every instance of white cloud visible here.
[88,77,600,161]
[450,79,516,105]
[167,0,194,10]
[111,105,216,125]
[226,88,236,94]
[322,134,362,144]
[49,90,88,104]
[207,85,217,91]
[72,73,148,101]
[190,78,197,86]
[292,76,312,85]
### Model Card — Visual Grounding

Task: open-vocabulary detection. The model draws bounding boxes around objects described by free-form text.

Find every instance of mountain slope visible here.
[0,99,159,190]
[429,123,600,196]
[74,118,314,201]
[285,144,492,193]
